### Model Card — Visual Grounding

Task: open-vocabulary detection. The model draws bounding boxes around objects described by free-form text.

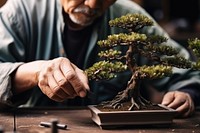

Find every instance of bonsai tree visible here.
[85,13,200,111]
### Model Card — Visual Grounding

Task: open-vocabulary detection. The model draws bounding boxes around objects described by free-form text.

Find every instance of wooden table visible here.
[0,107,200,133]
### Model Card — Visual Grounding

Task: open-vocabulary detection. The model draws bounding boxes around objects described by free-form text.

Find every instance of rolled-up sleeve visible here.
[0,62,23,107]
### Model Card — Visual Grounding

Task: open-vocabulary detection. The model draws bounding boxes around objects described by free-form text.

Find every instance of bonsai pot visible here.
[88,104,177,129]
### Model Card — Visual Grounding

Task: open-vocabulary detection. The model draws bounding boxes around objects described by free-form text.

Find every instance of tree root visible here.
[100,91,153,111]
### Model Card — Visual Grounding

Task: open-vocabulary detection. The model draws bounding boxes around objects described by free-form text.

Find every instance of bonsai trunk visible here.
[100,75,152,110]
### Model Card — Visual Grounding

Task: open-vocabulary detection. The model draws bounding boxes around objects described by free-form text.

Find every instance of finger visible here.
[176,96,195,118]
[53,68,66,88]
[53,69,76,97]
[38,70,50,95]
[175,100,192,118]
[39,80,63,102]
[61,61,86,97]
[167,91,193,110]
[167,95,186,109]
[48,73,70,99]
[53,65,77,97]
[164,91,195,118]
[73,64,90,90]
[37,60,71,101]
[161,92,175,106]
[38,76,47,92]
[175,100,189,114]
[61,82,77,97]
[45,85,64,102]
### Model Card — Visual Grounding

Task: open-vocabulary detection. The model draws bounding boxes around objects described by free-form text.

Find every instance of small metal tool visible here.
[40,121,67,130]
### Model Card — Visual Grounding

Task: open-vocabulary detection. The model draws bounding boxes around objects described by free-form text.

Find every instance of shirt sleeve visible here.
[0,0,63,108]
[0,62,24,107]
[0,1,29,108]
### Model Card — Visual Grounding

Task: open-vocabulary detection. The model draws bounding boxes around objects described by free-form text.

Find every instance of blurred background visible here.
[0,0,200,49]
[132,0,200,49]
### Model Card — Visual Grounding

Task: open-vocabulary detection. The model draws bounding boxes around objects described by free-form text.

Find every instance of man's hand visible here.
[161,91,195,118]
[37,57,89,102]
[12,57,89,102]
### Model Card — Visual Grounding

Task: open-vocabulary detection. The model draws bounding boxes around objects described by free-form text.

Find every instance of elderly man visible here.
[0,0,199,118]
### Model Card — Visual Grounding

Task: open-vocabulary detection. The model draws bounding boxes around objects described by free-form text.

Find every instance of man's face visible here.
[60,0,116,28]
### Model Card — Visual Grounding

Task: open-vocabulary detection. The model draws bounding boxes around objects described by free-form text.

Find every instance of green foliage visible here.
[85,61,127,81]
[188,38,200,70]
[109,13,154,31]
[136,65,172,79]
[146,35,168,44]
[144,45,180,56]
[85,13,200,82]
[97,32,147,48]
[192,60,200,70]
[188,38,200,57]
[97,32,168,48]
[98,49,122,59]
[161,56,192,68]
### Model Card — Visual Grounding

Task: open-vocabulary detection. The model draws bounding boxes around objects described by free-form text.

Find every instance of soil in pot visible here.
[96,101,166,112]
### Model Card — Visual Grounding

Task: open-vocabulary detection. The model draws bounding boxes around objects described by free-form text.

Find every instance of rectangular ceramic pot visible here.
[88,104,177,129]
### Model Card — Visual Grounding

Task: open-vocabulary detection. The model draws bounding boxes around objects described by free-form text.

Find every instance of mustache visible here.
[73,5,99,16]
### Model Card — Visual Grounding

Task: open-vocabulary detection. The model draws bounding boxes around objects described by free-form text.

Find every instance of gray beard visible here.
[69,14,93,27]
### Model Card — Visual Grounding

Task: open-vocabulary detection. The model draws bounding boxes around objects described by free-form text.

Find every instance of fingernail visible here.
[79,90,86,97]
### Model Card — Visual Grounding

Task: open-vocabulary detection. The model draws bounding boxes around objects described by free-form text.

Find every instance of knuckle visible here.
[56,57,65,61]
[41,86,50,96]
[47,91,61,102]
[66,70,76,80]
[58,79,67,86]
[52,86,60,94]
[74,83,83,90]
[55,57,68,64]
[185,101,190,107]
[52,84,66,95]
[44,63,54,72]
[38,76,47,87]
[47,91,54,99]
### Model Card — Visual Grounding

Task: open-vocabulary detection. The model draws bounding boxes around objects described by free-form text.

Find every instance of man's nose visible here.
[84,0,100,9]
